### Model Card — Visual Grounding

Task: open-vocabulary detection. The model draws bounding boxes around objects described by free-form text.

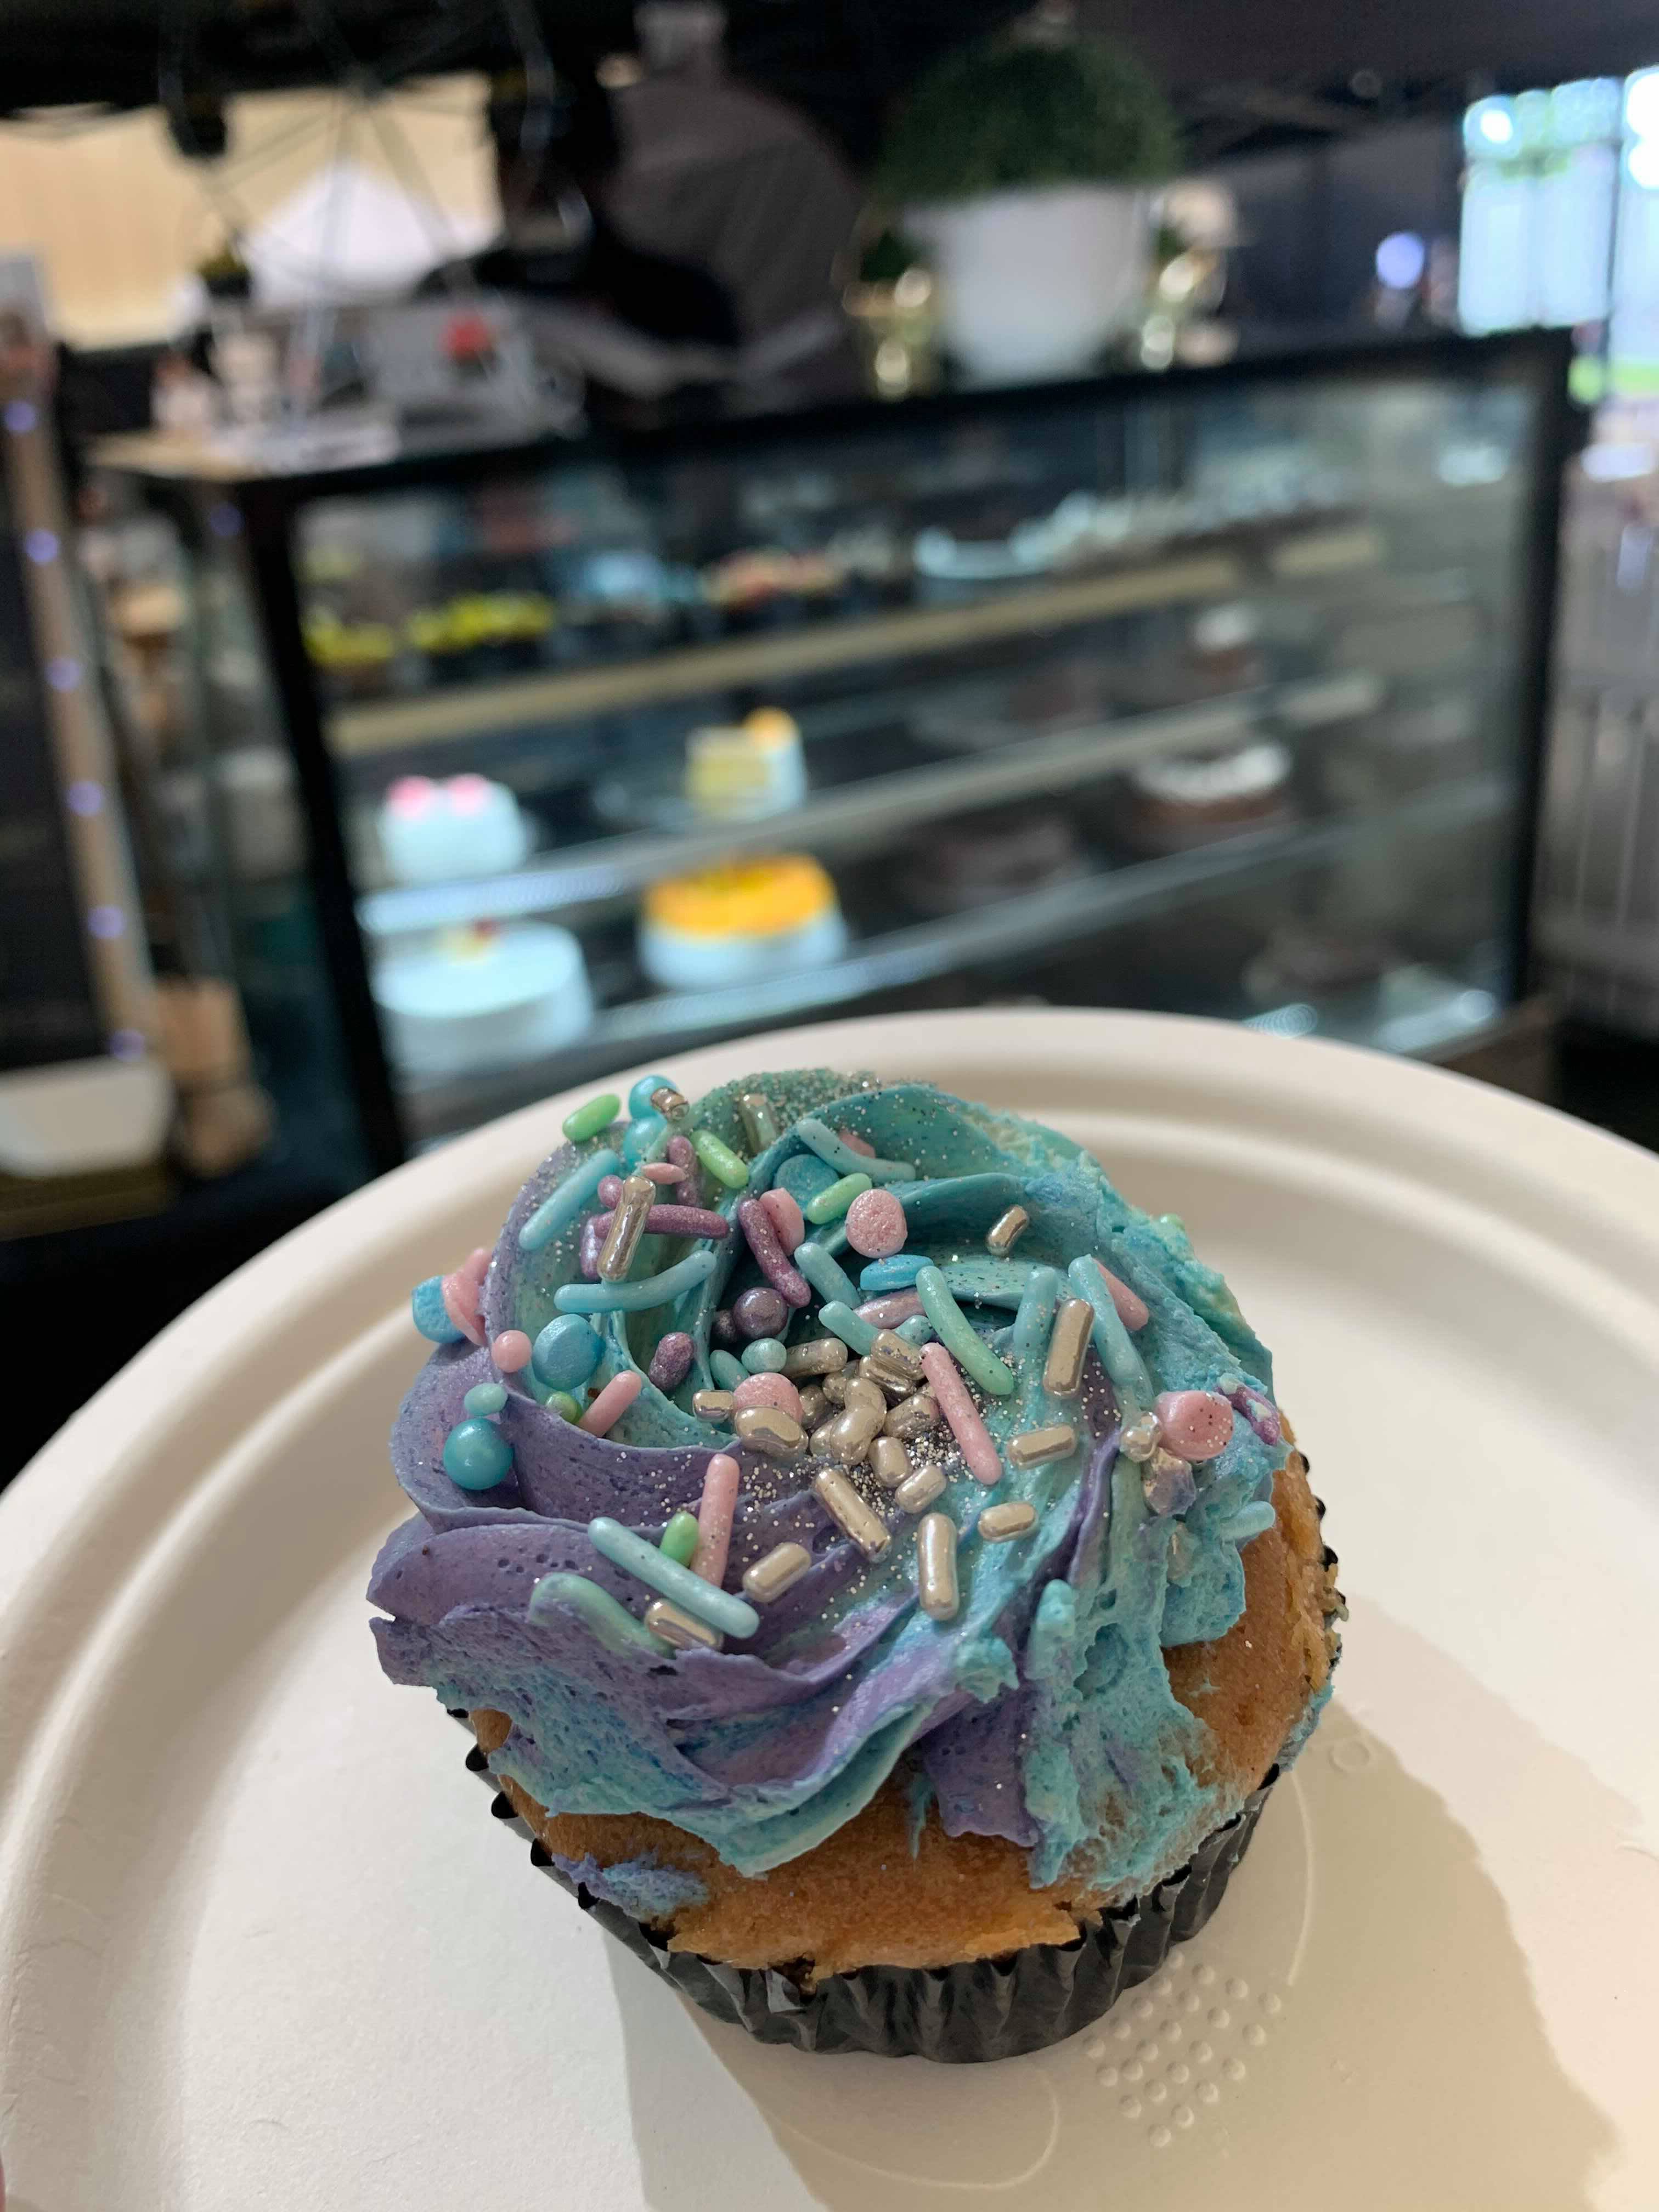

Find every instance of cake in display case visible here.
[103,332,1572,1169]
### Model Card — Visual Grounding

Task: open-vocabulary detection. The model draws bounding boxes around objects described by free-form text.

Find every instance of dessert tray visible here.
[2,1009,1655,2209]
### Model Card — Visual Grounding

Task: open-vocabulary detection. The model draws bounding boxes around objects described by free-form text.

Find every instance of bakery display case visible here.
[103,331,1573,1169]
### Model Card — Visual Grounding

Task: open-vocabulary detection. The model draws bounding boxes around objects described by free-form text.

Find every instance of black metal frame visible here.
[176,329,1578,1176]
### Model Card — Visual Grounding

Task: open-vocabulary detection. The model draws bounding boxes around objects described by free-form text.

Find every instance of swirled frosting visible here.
[370,1069,1321,1899]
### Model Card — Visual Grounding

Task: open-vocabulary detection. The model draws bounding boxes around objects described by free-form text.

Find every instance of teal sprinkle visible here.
[1214,1502,1276,1545]
[587,1515,760,1638]
[859,1255,925,1293]
[691,1126,749,1189]
[528,1571,666,1655]
[562,1091,620,1143]
[709,1348,746,1390]
[442,1417,514,1491]
[623,1112,667,1166]
[628,1073,678,1119]
[410,1275,464,1343]
[660,1510,701,1566]
[554,1247,719,1313]
[532,1314,604,1389]
[1066,1255,1153,1415]
[462,1381,507,1416]
[518,1147,619,1253]
[793,1239,861,1310]
[793,1116,914,1183]
[804,1170,871,1224]
[741,1336,788,1373]
[895,1314,935,1346]
[774,1153,839,1206]
[915,1264,1015,1396]
[817,1300,876,1356]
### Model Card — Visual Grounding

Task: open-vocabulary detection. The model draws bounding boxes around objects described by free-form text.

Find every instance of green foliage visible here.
[876,37,1180,206]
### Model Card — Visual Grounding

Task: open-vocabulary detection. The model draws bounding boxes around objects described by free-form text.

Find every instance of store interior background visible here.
[3,0,1658,1478]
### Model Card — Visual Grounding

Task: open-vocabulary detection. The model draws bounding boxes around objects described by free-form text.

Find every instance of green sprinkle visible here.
[660,1510,701,1565]
[741,1335,788,1373]
[816,1300,876,1356]
[793,1116,913,1183]
[553,1247,720,1313]
[690,1126,750,1188]
[915,1264,1017,1396]
[462,1381,507,1416]
[1066,1255,1153,1417]
[518,1148,620,1252]
[710,1348,746,1390]
[793,1239,862,1310]
[805,1170,872,1224]
[546,1390,582,1421]
[562,1092,620,1143]
[527,1571,667,1654]
[588,1515,760,1638]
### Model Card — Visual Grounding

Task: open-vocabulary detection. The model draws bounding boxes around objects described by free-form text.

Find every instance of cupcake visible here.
[369,1067,1342,2061]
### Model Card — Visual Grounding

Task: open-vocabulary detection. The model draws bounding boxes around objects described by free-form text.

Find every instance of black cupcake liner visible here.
[449,1712,1276,2063]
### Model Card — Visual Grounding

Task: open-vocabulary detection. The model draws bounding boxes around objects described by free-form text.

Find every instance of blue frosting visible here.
[369,1071,1318,1899]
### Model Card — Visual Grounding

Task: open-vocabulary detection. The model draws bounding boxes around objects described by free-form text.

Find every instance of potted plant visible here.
[874,33,1179,381]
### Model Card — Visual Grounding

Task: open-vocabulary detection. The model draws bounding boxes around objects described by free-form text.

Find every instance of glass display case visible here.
[106,331,1573,1170]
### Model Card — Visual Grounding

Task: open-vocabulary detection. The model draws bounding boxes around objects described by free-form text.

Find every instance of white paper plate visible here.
[3,1011,1657,2211]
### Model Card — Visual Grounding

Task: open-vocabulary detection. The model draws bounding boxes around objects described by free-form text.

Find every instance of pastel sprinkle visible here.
[647,1331,695,1392]
[518,1148,619,1252]
[440,1247,490,1345]
[895,1314,935,1346]
[660,1510,701,1565]
[804,1170,871,1224]
[859,1255,927,1293]
[1155,1390,1234,1462]
[741,1336,788,1374]
[732,1284,789,1339]
[710,1348,746,1390]
[554,1247,719,1313]
[757,1184,805,1253]
[491,1328,532,1373]
[691,1126,749,1188]
[836,1126,875,1156]
[562,1091,620,1143]
[578,1369,644,1435]
[817,1300,877,1356]
[411,1275,464,1343]
[1215,1502,1277,1545]
[1067,1257,1153,1413]
[919,1341,1003,1485]
[730,1371,804,1421]
[628,1073,677,1119]
[532,1314,605,1389]
[463,1381,507,1416]
[587,1515,759,1638]
[735,1199,812,1308]
[442,1417,514,1491]
[528,1571,666,1654]
[621,1113,665,1166]
[857,1289,925,1328]
[690,1451,741,1586]
[590,1200,732,1244]
[915,1265,1015,1397]
[844,1186,908,1258]
[665,1131,702,1200]
[1098,1264,1150,1332]
[793,1116,913,1183]
[793,1239,862,1311]
[546,1391,582,1421]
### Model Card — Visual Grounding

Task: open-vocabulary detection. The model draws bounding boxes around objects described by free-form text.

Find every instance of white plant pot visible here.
[906,184,1150,382]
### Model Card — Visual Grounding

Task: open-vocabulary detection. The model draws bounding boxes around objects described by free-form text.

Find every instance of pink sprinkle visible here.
[690,1451,741,1586]
[920,1342,1003,1485]
[440,1245,490,1345]
[1096,1262,1149,1333]
[731,1371,804,1421]
[1155,1389,1234,1462]
[492,1329,532,1373]
[578,1214,605,1280]
[588,1203,731,1242]
[665,1132,702,1202]
[597,1173,624,1206]
[579,1368,643,1436]
[736,1197,812,1308]
[844,1186,907,1258]
[757,1184,805,1254]
[837,1127,875,1156]
[641,1160,684,1184]
[857,1290,924,1327]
